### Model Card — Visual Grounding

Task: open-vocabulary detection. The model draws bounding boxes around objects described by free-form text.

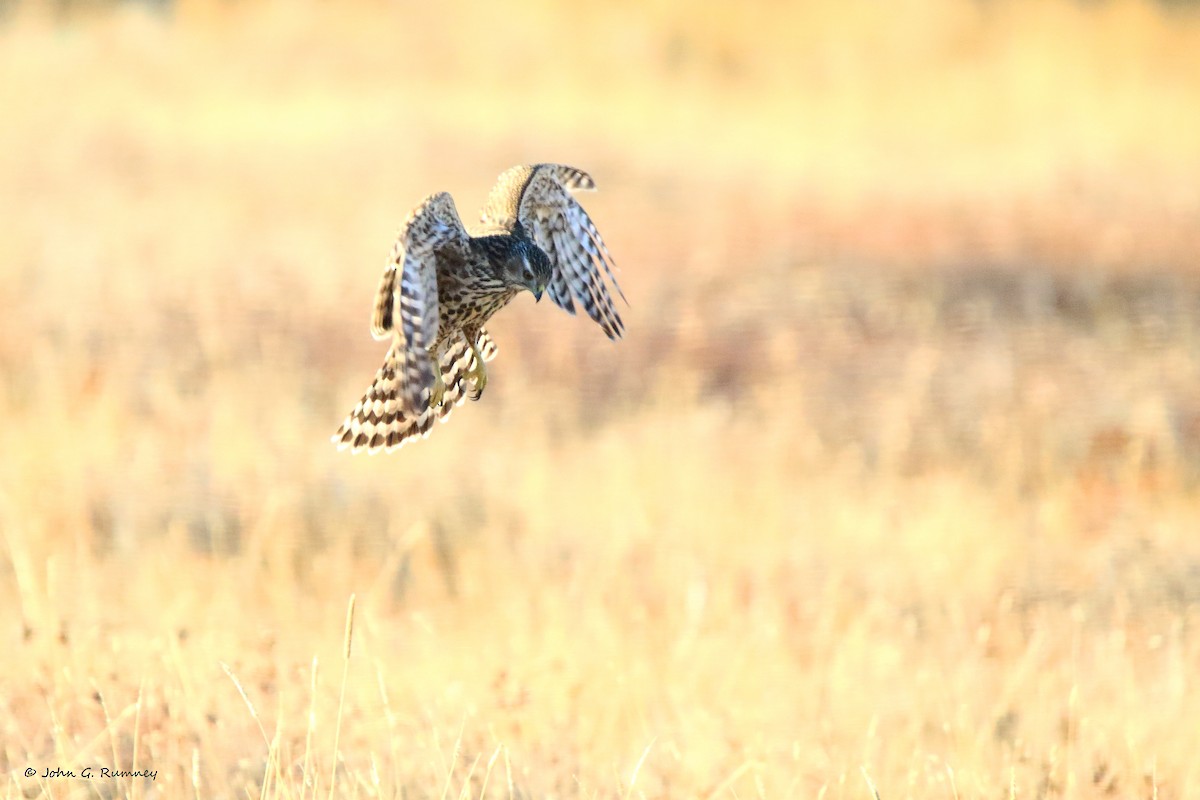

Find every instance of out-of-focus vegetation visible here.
[3,0,1200,796]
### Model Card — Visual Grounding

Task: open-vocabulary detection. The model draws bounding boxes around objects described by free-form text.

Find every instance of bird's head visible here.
[503,241,553,302]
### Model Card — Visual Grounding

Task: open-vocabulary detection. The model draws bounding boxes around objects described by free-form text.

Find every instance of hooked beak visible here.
[533,285,544,303]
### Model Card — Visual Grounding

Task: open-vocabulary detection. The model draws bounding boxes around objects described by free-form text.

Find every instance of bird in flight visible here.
[333,163,625,453]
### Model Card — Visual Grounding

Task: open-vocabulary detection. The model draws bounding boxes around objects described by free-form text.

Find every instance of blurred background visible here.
[2,0,1200,797]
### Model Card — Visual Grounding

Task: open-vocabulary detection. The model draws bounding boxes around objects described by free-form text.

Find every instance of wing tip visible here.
[554,165,597,192]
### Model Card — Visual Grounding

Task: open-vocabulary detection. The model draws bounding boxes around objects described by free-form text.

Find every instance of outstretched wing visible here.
[368,192,469,414]
[480,164,626,340]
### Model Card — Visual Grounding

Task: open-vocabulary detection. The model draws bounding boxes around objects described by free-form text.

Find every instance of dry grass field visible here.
[4,0,1200,796]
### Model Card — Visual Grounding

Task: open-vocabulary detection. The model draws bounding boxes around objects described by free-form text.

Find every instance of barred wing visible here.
[367,192,468,414]
[480,164,626,340]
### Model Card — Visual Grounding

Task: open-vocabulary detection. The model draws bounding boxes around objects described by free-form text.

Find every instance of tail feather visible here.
[476,328,498,362]
[332,336,489,454]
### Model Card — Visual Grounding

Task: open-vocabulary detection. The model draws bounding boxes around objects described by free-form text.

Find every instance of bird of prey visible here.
[333,163,625,453]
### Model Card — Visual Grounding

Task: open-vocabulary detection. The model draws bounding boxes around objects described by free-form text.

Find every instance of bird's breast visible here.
[436,280,517,344]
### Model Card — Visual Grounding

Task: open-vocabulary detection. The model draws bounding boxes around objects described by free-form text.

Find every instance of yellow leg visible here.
[467,341,488,393]
[429,360,447,407]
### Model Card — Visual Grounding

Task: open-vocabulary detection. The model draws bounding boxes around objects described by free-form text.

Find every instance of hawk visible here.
[333,163,625,453]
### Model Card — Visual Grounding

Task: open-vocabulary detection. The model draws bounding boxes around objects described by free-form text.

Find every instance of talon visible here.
[467,342,488,393]
[429,370,447,408]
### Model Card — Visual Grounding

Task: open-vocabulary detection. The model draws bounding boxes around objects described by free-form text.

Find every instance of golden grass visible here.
[3,0,1200,796]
